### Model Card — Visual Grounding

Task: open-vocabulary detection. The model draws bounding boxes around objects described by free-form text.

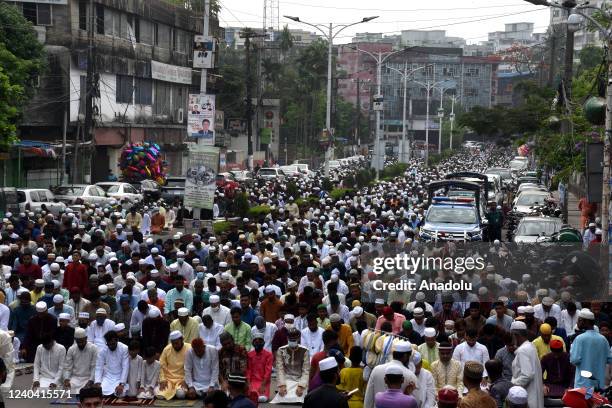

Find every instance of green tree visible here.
[0,3,45,148]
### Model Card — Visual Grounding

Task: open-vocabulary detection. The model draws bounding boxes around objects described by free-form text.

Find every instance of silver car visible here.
[52,185,113,206]
[17,189,66,216]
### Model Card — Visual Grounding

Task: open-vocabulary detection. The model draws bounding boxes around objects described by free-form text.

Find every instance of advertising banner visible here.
[193,36,216,69]
[187,94,215,144]
[184,145,219,209]
[151,61,192,84]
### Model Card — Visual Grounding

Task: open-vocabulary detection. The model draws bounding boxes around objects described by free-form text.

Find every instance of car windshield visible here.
[107,185,120,193]
[516,193,547,206]
[488,169,512,179]
[259,169,276,176]
[55,186,85,195]
[283,166,298,173]
[516,220,560,236]
[427,206,477,224]
[510,161,525,170]
[166,179,184,187]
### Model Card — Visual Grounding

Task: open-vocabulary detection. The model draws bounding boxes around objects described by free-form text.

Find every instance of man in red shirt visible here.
[17,251,42,289]
[63,251,88,292]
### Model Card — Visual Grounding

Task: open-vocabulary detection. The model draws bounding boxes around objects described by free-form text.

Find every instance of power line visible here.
[280,1,537,12]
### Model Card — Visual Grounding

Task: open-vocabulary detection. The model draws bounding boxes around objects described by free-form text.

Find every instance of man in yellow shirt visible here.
[327,313,353,355]
[157,330,192,400]
[532,323,565,359]
[169,307,199,344]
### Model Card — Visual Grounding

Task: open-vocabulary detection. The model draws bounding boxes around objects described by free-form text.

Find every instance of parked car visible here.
[279,165,302,178]
[52,185,113,206]
[512,190,552,215]
[96,182,143,204]
[131,180,162,201]
[161,177,185,203]
[512,216,562,243]
[257,168,286,181]
[228,170,255,186]
[17,189,66,216]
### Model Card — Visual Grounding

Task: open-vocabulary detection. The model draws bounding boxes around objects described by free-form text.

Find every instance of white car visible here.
[509,159,528,172]
[257,168,286,181]
[279,165,302,178]
[52,185,113,206]
[327,160,341,169]
[17,189,66,216]
[512,190,552,214]
[96,182,143,204]
[513,216,562,243]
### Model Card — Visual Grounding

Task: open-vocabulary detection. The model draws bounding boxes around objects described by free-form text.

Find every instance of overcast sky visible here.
[217,0,551,44]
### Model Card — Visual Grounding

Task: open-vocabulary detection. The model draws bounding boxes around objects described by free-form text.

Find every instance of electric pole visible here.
[355,79,361,154]
[81,0,96,184]
[241,30,266,170]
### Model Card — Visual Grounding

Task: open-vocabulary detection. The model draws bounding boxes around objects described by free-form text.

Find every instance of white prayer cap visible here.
[319,356,338,372]
[330,275,339,282]
[148,308,161,318]
[52,280,60,289]
[35,301,47,312]
[517,306,526,314]
[146,281,156,290]
[510,321,527,331]
[262,257,272,264]
[415,292,426,301]
[542,297,554,307]
[169,330,183,341]
[58,313,71,320]
[579,308,595,320]
[125,273,136,281]
[178,307,189,317]
[53,294,64,304]
[352,306,364,317]
[375,298,385,305]
[250,258,259,265]
[413,307,424,316]
[412,351,422,365]
[284,314,295,321]
[78,312,89,319]
[34,279,45,288]
[150,269,160,277]
[74,328,87,339]
[523,305,534,314]
[423,327,436,338]
[306,267,315,273]
[138,259,147,265]
[394,340,412,352]
[219,261,228,268]
[209,295,220,303]
[264,286,275,294]
[385,365,404,376]
[329,313,341,323]
[96,308,107,315]
[287,281,297,289]
[151,247,159,254]
[98,285,108,294]
[50,262,60,271]
[176,251,185,257]
[114,323,125,332]
[506,386,528,404]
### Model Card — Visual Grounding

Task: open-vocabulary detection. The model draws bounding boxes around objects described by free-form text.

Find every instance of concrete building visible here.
[488,22,537,51]
[5,0,219,187]
[550,1,606,56]
[400,30,466,48]
[224,26,319,49]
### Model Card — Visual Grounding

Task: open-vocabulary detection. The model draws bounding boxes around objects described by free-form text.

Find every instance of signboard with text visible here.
[187,94,215,144]
[151,60,192,84]
[184,145,219,210]
[193,36,216,69]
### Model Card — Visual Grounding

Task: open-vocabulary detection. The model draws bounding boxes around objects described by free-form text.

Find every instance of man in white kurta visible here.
[94,331,130,397]
[184,338,219,398]
[510,321,544,408]
[412,351,436,408]
[452,334,491,378]
[202,295,231,326]
[251,316,277,352]
[63,328,98,394]
[363,341,418,408]
[87,308,116,349]
[0,330,14,392]
[198,314,224,349]
[300,318,324,359]
[32,338,66,389]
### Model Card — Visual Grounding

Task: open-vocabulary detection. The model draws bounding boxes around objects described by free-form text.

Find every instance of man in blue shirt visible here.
[570,308,612,390]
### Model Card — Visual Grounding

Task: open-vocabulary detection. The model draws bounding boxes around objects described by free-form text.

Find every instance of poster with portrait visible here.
[184,145,219,209]
[188,94,215,144]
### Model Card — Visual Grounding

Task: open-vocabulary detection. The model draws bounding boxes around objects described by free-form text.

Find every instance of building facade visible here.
[6,0,218,187]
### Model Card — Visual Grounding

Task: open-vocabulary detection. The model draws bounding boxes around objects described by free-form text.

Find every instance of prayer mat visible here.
[153,399,198,407]
[50,398,80,405]
[104,397,156,406]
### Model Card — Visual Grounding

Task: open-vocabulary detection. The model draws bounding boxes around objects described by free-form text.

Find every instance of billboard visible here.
[184,145,219,210]
[193,36,216,69]
[151,61,192,84]
[187,94,215,144]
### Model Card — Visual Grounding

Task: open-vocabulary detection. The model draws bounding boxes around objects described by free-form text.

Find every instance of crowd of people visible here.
[0,148,610,408]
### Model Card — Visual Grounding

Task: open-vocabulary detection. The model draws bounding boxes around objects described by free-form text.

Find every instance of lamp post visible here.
[385,63,430,163]
[349,46,415,176]
[449,95,457,150]
[524,0,612,246]
[284,15,378,177]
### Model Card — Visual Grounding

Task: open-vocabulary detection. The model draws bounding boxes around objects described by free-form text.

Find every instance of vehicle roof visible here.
[517,190,549,197]
[96,182,126,185]
[56,184,92,188]
[18,188,51,191]
[519,216,561,223]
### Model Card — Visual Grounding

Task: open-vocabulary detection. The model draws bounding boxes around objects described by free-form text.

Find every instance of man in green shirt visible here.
[225,307,252,351]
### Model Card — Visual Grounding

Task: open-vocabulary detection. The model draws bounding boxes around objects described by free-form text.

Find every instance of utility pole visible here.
[602,37,612,245]
[200,0,210,94]
[449,95,456,150]
[241,31,266,171]
[82,0,96,184]
[355,78,361,154]
[548,26,557,87]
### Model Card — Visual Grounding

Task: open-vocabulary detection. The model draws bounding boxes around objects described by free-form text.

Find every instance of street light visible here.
[284,15,378,177]
[385,63,430,164]
[347,45,414,176]
[567,12,583,33]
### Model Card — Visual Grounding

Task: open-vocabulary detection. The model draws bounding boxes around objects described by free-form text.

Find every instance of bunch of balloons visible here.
[517,144,529,157]
[119,142,166,185]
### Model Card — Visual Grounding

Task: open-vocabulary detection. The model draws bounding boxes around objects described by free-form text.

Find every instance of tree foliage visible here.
[0,3,45,148]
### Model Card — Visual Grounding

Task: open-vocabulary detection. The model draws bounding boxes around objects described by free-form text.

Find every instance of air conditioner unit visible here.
[176,108,184,123]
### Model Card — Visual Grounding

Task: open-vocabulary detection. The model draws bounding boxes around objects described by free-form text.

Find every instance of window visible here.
[116,75,134,104]
[154,81,171,115]
[37,4,51,25]
[465,88,479,97]
[443,66,457,77]
[135,78,152,105]
[78,0,87,30]
[465,67,480,77]
[153,22,159,46]
[95,4,104,34]
[139,20,152,45]
[20,2,51,26]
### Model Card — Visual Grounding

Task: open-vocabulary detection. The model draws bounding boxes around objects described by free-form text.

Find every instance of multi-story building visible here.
[224,26,319,49]
[5,0,218,187]
[488,22,537,51]
[550,1,605,56]
[400,30,466,48]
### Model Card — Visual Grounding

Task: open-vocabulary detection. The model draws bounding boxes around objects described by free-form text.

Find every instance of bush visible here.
[248,205,272,219]
[232,193,250,218]
[330,188,354,200]
[428,150,454,166]
[343,174,356,189]
[381,163,409,179]
[355,168,374,188]
[214,221,232,235]
[321,178,334,192]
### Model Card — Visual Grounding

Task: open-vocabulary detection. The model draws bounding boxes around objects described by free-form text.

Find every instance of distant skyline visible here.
[218,0,551,45]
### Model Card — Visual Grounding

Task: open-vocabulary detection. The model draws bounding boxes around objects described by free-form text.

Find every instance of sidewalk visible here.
[553,189,581,229]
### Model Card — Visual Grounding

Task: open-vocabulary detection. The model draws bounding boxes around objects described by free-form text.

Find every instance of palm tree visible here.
[279,25,294,61]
